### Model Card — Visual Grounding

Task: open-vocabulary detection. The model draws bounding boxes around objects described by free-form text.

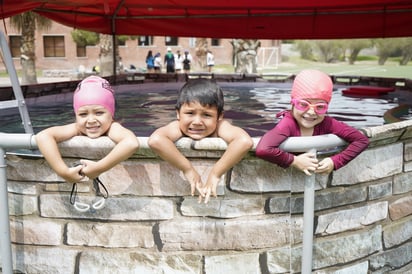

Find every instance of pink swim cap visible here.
[73,76,115,116]
[291,69,333,103]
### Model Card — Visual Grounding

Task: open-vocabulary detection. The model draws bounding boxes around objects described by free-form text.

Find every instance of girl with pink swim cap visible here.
[36,76,139,183]
[256,69,369,175]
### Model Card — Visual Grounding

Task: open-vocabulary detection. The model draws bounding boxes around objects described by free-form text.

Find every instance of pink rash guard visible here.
[255,111,369,170]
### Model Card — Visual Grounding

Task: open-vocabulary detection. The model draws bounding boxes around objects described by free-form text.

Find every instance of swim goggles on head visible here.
[291,99,329,114]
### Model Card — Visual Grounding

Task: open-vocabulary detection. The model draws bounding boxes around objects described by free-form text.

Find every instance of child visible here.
[255,69,369,175]
[148,79,253,203]
[36,76,139,183]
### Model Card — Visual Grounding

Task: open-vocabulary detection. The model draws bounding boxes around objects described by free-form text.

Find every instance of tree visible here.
[71,29,99,47]
[374,38,399,65]
[231,39,261,73]
[314,40,342,63]
[10,12,51,84]
[346,39,372,64]
[398,38,412,65]
[98,34,115,77]
[195,38,208,70]
[295,40,314,60]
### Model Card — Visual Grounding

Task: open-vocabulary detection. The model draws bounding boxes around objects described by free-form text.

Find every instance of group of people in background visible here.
[145,48,200,74]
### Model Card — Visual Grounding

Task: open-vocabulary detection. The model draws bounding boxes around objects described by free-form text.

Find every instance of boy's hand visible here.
[183,168,203,197]
[199,174,220,204]
[292,152,319,176]
[315,157,334,174]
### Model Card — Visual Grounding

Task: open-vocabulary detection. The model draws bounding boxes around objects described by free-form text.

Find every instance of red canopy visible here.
[1,0,412,39]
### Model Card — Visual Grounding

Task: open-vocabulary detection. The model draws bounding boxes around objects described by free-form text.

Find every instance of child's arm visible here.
[35,123,84,183]
[80,122,139,179]
[148,121,203,196]
[316,118,369,172]
[201,120,253,203]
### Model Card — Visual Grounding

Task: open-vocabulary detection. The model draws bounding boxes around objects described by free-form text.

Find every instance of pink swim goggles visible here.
[291,99,329,114]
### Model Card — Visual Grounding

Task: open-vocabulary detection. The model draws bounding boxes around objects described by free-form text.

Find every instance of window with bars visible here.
[138,36,153,46]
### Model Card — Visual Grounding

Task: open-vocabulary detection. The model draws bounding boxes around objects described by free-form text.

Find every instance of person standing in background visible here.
[206,50,215,72]
[183,50,192,74]
[174,50,184,73]
[154,53,162,72]
[164,47,175,73]
[145,50,154,73]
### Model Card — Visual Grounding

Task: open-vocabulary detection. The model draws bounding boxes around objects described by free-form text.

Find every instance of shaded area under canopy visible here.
[1,0,412,39]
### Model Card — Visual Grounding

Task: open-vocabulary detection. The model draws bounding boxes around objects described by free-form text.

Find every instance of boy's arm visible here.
[148,121,202,195]
[81,122,139,179]
[201,120,253,203]
[35,123,83,182]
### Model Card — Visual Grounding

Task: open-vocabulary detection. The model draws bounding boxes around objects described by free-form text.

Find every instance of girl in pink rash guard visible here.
[255,69,369,175]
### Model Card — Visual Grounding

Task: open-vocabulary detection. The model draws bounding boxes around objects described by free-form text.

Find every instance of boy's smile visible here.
[176,101,221,140]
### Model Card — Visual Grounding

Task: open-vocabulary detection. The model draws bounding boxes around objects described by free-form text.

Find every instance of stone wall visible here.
[3,120,412,273]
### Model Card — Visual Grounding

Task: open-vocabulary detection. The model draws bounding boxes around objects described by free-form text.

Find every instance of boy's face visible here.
[292,98,326,130]
[75,105,113,138]
[176,101,222,140]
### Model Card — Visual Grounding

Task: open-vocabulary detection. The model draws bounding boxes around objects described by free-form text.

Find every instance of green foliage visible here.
[117,35,129,43]
[355,55,377,61]
[71,30,99,47]
[294,41,314,60]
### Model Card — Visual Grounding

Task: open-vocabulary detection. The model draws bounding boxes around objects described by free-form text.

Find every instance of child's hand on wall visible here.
[199,174,220,204]
[315,157,334,174]
[64,165,85,183]
[183,168,203,197]
[291,151,319,176]
[79,159,101,179]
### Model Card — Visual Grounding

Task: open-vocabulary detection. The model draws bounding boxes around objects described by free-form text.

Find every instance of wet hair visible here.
[175,79,224,115]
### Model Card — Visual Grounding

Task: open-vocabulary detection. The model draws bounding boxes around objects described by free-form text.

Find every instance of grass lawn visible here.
[216,57,412,79]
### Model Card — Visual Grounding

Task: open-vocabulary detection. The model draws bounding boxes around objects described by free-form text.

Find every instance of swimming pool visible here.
[0,82,404,137]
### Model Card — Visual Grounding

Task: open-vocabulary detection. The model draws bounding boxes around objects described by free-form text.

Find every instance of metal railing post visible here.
[301,149,317,274]
[0,147,13,274]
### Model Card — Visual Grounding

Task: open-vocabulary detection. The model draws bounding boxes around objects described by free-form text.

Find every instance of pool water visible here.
[0,82,403,137]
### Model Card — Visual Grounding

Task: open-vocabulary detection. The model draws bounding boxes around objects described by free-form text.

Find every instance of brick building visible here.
[0,18,280,75]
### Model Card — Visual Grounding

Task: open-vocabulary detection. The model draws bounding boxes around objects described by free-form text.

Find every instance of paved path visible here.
[0,77,71,87]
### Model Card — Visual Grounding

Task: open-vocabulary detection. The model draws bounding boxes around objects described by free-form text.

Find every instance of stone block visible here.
[40,194,174,221]
[79,250,202,274]
[369,241,412,271]
[181,196,265,218]
[159,216,291,251]
[10,217,62,245]
[383,216,412,248]
[316,202,388,235]
[393,172,412,194]
[205,253,261,274]
[12,245,78,274]
[333,143,403,185]
[8,192,37,216]
[67,222,155,248]
[368,178,392,200]
[389,196,412,221]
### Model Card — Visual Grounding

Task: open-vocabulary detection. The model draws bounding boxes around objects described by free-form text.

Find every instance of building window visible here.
[43,36,65,57]
[165,36,178,46]
[9,35,21,58]
[138,36,153,46]
[76,45,86,57]
[211,38,220,46]
[189,38,196,48]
